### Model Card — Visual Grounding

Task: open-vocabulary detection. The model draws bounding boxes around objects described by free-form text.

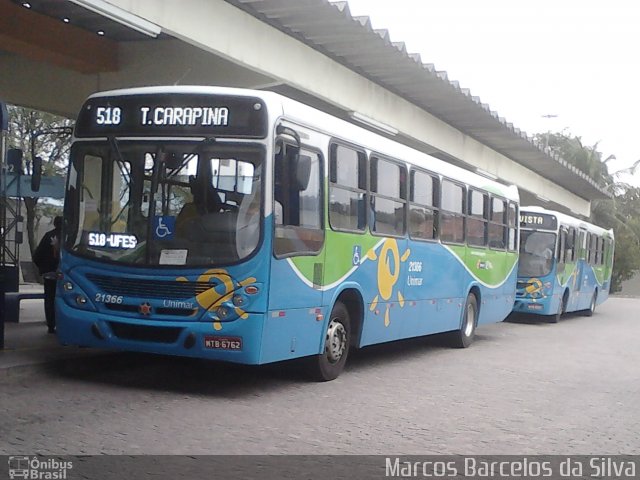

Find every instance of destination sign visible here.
[520,212,557,230]
[87,232,138,249]
[74,93,268,138]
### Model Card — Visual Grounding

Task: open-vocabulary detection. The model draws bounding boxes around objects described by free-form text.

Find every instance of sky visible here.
[345,0,640,180]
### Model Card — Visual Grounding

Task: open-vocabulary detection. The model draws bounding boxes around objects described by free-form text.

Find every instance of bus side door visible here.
[266,138,326,361]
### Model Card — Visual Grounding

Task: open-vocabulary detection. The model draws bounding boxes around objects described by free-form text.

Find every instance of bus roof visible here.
[82,85,519,202]
[520,205,613,237]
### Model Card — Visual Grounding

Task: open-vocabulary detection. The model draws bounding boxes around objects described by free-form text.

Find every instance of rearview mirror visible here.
[6,148,23,175]
[293,153,311,191]
[31,156,42,192]
[164,151,182,170]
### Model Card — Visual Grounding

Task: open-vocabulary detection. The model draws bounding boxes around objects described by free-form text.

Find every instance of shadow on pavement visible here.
[36,329,491,396]
[505,311,588,325]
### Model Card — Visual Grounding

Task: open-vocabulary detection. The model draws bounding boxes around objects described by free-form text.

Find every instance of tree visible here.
[606,186,640,291]
[6,106,73,256]
[540,131,614,188]
[536,131,640,292]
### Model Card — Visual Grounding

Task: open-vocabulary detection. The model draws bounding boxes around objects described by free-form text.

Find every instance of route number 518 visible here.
[95,106,122,125]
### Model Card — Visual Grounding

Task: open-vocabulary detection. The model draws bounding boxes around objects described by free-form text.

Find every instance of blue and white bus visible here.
[57,86,519,380]
[513,206,614,322]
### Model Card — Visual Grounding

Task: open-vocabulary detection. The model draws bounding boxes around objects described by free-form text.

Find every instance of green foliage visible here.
[538,131,614,188]
[537,132,640,293]
[609,229,640,292]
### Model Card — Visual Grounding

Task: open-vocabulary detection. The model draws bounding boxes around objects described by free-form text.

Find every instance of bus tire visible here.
[549,292,566,323]
[309,301,351,381]
[451,293,478,348]
[582,291,597,317]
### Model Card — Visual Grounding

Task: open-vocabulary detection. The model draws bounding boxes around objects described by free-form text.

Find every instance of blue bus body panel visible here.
[513,271,561,316]
[57,305,266,364]
[514,260,608,316]
[56,246,272,365]
[58,231,517,365]
[266,238,516,358]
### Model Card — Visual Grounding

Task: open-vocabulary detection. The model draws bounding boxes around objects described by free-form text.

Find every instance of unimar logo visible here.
[8,457,72,480]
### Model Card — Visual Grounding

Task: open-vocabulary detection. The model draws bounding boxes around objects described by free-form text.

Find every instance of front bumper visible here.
[56,300,265,364]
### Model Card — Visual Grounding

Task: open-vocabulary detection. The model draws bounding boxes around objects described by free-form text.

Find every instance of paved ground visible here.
[1,296,638,455]
[1,285,112,371]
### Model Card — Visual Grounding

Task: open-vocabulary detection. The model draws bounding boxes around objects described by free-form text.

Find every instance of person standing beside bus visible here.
[33,216,62,334]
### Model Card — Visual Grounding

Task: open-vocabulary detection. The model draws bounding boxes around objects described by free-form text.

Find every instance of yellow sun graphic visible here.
[177,269,256,331]
[367,239,410,326]
[525,278,543,299]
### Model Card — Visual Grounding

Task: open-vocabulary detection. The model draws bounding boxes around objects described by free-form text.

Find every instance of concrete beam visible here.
[97,40,275,92]
[106,0,589,216]
[0,0,118,73]
[0,51,97,117]
[1,0,589,215]
[0,40,274,118]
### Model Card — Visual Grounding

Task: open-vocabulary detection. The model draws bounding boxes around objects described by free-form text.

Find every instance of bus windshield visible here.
[64,141,264,266]
[518,230,556,277]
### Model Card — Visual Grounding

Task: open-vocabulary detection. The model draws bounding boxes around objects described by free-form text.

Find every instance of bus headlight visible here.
[214,302,243,322]
[217,306,230,320]
[60,277,96,311]
[232,294,245,307]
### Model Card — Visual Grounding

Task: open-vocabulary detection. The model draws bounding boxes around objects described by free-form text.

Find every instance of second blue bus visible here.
[514,206,614,322]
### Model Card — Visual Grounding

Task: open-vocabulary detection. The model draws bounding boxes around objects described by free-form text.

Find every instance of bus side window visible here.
[596,236,603,265]
[579,230,587,260]
[440,179,465,244]
[328,143,367,233]
[566,227,575,262]
[369,156,406,237]
[488,197,506,249]
[507,202,518,251]
[587,233,596,264]
[409,169,438,241]
[274,143,324,257]
[558,229,567,272]
[467,189,488,247]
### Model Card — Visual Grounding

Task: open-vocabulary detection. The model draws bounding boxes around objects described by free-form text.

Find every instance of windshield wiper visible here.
[109,136,131,186]
[108,136,134,227]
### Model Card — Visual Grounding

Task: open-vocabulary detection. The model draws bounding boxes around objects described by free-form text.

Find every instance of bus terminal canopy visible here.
[226,0,608,202]
[1,0,609,209]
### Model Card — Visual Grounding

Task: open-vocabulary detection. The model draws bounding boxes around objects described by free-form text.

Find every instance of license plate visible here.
[203,335,242,350]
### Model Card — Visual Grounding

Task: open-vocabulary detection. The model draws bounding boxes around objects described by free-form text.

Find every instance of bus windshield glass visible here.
[518,230,556,277]
[64,141,264,266]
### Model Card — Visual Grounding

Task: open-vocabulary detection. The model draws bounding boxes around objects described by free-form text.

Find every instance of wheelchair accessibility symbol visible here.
[154,216,175,240]
[352,245,361,266]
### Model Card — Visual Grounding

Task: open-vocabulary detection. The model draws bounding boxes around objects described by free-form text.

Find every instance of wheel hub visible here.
[326,319,347,363]
[464,304,475,337]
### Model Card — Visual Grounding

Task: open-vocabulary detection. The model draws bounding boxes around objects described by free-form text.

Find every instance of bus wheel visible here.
[451,293,478,348]
[310,301,351,381]
[549,295,565,323]
[583,291,597,317]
